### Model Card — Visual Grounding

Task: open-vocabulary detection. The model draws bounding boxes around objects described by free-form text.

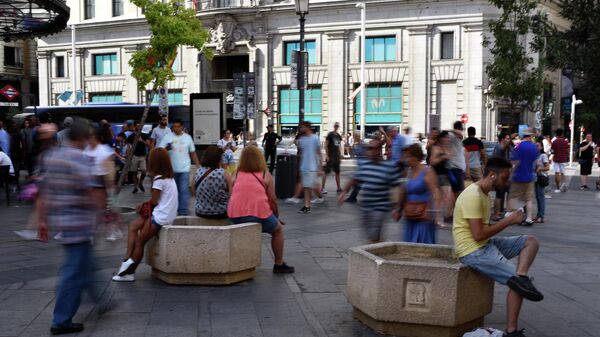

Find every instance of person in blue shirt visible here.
[508,128,539,226]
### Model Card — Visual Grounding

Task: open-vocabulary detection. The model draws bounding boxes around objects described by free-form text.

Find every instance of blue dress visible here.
[403,167,436,244]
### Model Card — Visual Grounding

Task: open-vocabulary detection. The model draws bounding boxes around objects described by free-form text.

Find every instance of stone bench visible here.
[145,216,261,285]
[347,242,494,337]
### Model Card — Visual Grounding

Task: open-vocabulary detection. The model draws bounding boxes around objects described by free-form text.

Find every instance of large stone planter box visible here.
[145,216,261,285]
[347,242,494,337]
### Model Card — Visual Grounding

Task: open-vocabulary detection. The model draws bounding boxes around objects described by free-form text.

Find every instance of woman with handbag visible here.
[534,138,550,223]
[193,146,231,220]
[396,144,439,244]
[112,148,178,282]
[227,146,294,274]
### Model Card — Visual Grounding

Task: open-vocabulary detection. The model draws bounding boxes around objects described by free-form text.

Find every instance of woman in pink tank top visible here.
[228,146,294,274]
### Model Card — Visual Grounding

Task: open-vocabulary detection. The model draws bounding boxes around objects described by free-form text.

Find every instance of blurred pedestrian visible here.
[463,126,487,182]
[321,122,342,194]
[397,144,439,243]
[492,132,512,221]
[0,120,10,157]
[112,148,178,282]
[346,131,365,203]
[509,128,538,226]
[534,137,550,223]
[37,118,105,335]
[339,138,403,243]
[427,130,452,226]
[127,122,150,194]
[21,119,36,176]
[446,121,466,222]
[578,132,594,190]
[297,121,323,214]
[158,119,199,216]
[551,128,569,192]
[228,146,294,273]
[56,117,73,147]
[262,124,281,173]
[194,146,231,219]
[150,115,171,149]
[217,129,237,174]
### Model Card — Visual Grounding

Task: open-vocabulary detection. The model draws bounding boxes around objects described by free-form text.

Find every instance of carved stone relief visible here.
[209,14,250,54]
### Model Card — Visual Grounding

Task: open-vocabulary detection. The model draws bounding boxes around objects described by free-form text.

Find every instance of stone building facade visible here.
[37,0,568,139]
[0,40,38,118]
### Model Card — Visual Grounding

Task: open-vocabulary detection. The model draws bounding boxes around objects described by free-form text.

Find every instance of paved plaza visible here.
[1,168,600,337]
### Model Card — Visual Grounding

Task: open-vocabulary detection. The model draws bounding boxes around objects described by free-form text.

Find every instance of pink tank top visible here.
[227,171,272,219]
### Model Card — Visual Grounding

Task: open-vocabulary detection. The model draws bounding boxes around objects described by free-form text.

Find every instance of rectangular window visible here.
[355,83,402,124]
[365,36,396,62]
[112,0,123,16]
[93,53,118,75]
[4,46,23,66]
[90,92,123,103]
[279,87,322,125]
[55,56,65,77]
[284,41,316,65]
[441,32,454,59]
[151,90,184,105]
[85,0,95,19]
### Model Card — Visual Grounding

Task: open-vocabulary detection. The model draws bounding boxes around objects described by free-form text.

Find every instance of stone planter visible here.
[145,216,261,285]
[347,242,494,337]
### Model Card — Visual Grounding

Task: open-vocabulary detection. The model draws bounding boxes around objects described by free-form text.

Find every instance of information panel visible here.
[190,93,224,146]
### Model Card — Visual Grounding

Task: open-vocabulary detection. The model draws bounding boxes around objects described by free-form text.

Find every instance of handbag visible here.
[536,173,549,187]
[138,200,154,219]
[404,201,428,221]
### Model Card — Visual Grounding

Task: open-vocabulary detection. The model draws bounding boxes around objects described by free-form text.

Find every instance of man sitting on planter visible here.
[453,157,544,337]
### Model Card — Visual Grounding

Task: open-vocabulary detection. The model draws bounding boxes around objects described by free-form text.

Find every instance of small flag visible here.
[57,91,73,102]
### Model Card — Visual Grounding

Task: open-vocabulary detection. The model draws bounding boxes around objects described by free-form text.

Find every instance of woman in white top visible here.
[217,129,237,172]
[112,148,178,282]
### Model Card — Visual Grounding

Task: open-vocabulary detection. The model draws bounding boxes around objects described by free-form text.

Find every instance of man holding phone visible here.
[453,157,543,337]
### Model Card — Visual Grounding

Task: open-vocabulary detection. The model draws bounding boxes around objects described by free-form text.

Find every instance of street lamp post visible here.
[295,0,309,125]
[569,94,583,167]
[356,2,366,140]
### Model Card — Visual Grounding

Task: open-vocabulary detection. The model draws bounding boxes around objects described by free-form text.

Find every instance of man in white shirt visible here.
[150,115,171,149]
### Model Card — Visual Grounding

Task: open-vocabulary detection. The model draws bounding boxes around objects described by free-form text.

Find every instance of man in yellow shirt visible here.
[453,157,543,337]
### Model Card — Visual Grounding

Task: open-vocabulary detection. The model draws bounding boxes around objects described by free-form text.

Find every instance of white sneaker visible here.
[321,189,328,194]
[117,259,135,276]
[544,194,552,199]
[285,197,302,204]
[112,274,135,282]
[554,189,561,193]
[311,197,324,204]
[53,232,63,240]
[14,230,38,241]
[106,230,124,242]
[560,183,568,192]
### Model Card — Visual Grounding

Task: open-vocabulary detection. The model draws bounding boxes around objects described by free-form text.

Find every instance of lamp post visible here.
[295,0,309,124]
[569,94,583,167]
[356,2,366,140]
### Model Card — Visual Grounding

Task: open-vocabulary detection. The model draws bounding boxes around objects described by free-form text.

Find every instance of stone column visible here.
[463,23,486,138]
[252,34,270,136]
[325,30,348,134]
[123,45,139,103]
[37,50,50,106]
[407,26,431,134]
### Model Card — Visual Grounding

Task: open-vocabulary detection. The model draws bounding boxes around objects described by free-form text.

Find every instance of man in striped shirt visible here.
[339,138,403,242]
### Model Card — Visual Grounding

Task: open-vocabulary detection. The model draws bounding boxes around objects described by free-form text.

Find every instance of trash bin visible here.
[275,154,298,199]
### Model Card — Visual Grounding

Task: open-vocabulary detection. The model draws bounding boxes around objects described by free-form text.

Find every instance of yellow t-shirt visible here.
[453,183,491,257]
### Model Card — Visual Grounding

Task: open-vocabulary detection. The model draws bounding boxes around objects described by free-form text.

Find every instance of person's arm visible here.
[150,186,161,206]
[276,134,282,144]
[468,210,524,242]
[325,136,331,162]
[337,177,356,205]
[265,173,279,216]
[188,138,199,165]
[479,141,487,166]
[425,168,439,218]
[428,145,445,167]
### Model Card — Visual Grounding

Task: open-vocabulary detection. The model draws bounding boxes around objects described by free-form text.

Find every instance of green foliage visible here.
[129,0,213,91]
[546,0,600,128]
[483,0,545,110]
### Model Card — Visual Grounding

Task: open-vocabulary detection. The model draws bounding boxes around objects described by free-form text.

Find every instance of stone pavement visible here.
[1,168,600,337]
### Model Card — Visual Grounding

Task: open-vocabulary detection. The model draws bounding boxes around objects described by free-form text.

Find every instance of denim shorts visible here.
[230,214,279,234]
[459,235,528,285]
[151,216,163,228]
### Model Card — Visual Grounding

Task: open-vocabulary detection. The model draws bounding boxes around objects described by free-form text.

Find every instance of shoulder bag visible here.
[251,171,280,218]
[194,168,215,191]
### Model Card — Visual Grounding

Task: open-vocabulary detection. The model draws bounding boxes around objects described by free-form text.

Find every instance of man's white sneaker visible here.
[554,189,561,193]
[311,197,324,204]
[321,189,328,194]
[14,230,38,241]
[285,197,302,204]
[111,274,135,282]
[117,259,135,276]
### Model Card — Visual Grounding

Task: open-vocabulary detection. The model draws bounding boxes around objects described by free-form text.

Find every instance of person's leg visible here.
[515,236,539,276]
[535,183,544,220]
[131,221,160,263]
[581,174,588,187]
[175,172,190,215]
[525,198,533,221]
[269,150,276,173]
[303,188,311,208]
[125,217,144,259]
[52,242,89,328]
[270,224,284,265]
[506,289,524,333]
[554,163,561,189]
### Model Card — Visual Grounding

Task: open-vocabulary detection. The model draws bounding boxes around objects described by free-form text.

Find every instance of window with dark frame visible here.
[56,56,65,77]
[85,0,95,19]
[112,0,123,16]
[3,46,18,66]
[441,32,454,60]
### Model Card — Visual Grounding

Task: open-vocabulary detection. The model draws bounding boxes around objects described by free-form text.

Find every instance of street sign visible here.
[460,114,469,124]
[158,87,168,116]
[0,85,20,101]
[0,102,18,107]
[290,50,308,90]
[233,72,256,120]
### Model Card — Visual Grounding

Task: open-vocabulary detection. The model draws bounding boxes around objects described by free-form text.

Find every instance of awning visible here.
[0,0,70,41]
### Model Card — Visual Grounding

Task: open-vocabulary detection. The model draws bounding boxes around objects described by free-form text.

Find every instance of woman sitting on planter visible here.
[112,148,178,282]
[228,146,295,274]
[193,146,231,220]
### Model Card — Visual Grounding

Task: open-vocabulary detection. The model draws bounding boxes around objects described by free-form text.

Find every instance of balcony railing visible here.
[194,0,259,10]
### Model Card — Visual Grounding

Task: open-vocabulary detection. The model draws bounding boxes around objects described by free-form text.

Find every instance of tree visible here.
[545,0,600,129]
[483,0,546,118]
[115,0,212,194]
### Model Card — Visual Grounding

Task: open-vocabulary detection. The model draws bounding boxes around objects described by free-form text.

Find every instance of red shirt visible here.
[551,137,569,163]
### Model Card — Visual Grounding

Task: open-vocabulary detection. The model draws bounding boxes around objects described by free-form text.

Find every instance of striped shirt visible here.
[41,144,95,244]
[354,159,403,211]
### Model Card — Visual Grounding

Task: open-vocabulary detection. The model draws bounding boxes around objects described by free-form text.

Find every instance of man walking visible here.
[463,126,487,182]
[491,132,512,221]
[262,124,281,173]
[322,122,342,193]
[56,117,74,147]
[509,128,538,226]
[446,121,467,221]
[454,157,543,337]
[551,128,569,192]
[0,120,10,156]
[578,132,594,190]
[158,119,199,215]
[297,121,323,214]
[38,119,107,335]
[127,122,150,193]
[150,115,171,149]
